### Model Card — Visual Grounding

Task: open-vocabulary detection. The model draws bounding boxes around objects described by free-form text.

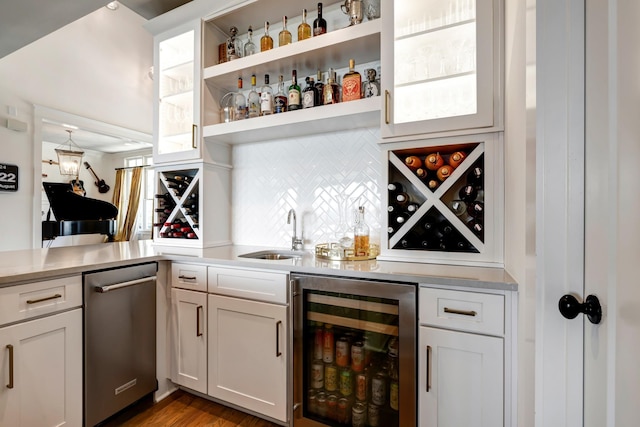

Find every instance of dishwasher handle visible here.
[95,276,156,293]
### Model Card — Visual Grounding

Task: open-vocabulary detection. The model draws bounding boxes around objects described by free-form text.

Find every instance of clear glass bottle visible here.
[288,69,302,111]
[353,206,370,257]
[362,68,380,98]
[298,8,311,41]
[247,74,260,118]
[260,21,273,52]
[302,76,317,109]
[233,77,246,121]
[226,26,242,60]
[243,25,256,57]
[314,70,325,106]
[323,68,340,105]
[313,2,327,36]
[260,74,274,116]
[274,74,288,113]
[342,59,362,102]
[279,16,292,47]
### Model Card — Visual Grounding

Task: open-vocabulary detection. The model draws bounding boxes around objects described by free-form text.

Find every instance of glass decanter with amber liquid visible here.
[353,206,370,257]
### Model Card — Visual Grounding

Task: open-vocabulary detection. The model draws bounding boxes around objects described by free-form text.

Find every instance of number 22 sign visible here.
[0,163,18,192]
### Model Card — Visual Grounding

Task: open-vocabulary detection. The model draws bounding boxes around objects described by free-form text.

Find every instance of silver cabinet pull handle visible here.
[276,320,282,357]
[444,307,478,317]
[26,294,62,304]
[426,345,431,392]
[96,276,156,293]
[178,275,197,281]
[196,305,203,337]
[6,344,14,389]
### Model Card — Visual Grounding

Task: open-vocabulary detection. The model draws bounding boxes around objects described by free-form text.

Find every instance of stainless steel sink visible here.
[238,250,304,260]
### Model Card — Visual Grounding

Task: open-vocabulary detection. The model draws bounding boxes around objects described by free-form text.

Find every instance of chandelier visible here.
[54,130,84,176]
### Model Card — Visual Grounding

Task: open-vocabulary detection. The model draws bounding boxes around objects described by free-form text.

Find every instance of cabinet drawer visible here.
[0,276,82,326]
[419,287,504,336]
[208,266,288,304]
[171,263,208,291]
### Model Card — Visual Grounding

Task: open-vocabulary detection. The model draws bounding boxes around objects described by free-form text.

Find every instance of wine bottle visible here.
[395,192,410,207]
[393,212,411,225]
[406,203,420,214]
[405,155,422,170]
[387,182,404,194]
[313,2,327,36]
[288,69,302,111]
[278,15,292,46]
[467,166,484,185]
[459,184,478,202]
[274,74,288,113]
[450,200,467,216]
[298,8,311,41]
[467,201,484,218]
[387,203,401,214]
[425,152,444,170]
[315,70,325,105]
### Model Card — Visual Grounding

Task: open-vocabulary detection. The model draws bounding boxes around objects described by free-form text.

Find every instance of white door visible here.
[536,0,640,426]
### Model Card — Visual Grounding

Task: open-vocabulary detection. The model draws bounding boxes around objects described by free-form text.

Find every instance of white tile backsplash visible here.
[232,127,382,249]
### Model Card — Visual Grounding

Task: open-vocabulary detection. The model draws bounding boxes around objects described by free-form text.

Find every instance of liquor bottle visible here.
[274,74,288,113]
[233,77,246,121]
[314,70,325,105]
[313,2,327,36]
[353,206,370,257]
[323,69,340,105]
[342,59,362,102]
[362,68,380,98]
[243,25,256,56]
[247,74,260,118]
[302,76,318,109]
[288,70,302,111]
[226,26,242,60]
[260,74,274,116]
[298,8,311,41]
[278,16,292,47]
[260,21,273,52]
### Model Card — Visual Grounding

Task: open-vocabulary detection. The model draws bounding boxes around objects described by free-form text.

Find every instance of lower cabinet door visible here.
[419,326,504,427]
[171,288,207,394]
[207,294,288,423]
[0,309,82,427]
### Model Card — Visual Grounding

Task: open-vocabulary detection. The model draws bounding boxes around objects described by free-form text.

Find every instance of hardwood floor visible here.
[99,390,281,427]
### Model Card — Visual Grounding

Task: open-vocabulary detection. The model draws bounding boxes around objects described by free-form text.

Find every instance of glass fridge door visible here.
[293,275,416,427]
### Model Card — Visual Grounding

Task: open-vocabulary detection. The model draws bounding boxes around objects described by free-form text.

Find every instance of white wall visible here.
[0,5,153,251]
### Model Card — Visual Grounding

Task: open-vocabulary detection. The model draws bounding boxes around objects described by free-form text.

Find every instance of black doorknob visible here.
[558,294,602,325]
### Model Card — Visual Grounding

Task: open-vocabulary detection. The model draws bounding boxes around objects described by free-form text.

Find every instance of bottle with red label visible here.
[342,59,362,102]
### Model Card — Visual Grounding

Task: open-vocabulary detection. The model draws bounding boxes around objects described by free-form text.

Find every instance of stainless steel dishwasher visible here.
[83,262,157,427]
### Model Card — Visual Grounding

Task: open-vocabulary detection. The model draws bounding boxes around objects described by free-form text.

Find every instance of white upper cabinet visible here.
[380,0,503,140]
[153,20,202,164]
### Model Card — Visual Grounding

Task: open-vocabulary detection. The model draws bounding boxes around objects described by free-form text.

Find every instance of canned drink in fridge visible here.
[339,367,354,397]
[352,402,367,427]
[325,363,338,392]
[307,389,318,414]
[351,341,365,372]
[355,372,368,402]
[314,322,324,360]
[335,337,350,367]
[311,359,324,389]
[337,397,351,424]
[316,392,327,417]
[367,402,381,427]
[371,372,387,406]
[327,394,339,421]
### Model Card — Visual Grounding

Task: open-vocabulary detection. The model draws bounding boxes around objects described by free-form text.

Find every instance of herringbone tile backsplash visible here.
[232,127,382,249]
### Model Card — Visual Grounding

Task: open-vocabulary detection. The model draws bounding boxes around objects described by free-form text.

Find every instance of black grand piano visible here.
[42,182,118,241]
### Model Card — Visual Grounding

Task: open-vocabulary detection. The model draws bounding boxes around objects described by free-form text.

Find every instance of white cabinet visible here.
[170,288,207,394]
[418,326,503,427]
[207,294,288,423]
[418,286,510,427]
[153,20,202,164]
[381,0,503,139]
[0,309,82,427]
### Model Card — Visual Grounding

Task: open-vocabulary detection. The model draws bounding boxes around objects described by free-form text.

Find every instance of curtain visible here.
[111,167,143,241]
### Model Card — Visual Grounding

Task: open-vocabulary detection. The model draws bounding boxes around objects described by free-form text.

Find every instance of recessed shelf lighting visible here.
[106,1,119,11]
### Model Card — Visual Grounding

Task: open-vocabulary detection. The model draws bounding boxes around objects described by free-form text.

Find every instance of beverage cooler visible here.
[292,274,417,427]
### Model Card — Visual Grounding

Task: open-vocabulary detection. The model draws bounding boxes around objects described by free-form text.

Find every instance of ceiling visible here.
[0,0,192,59]
[42,120,152,154]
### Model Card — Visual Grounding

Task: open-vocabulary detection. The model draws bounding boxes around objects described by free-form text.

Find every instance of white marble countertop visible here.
[0,241,517,291]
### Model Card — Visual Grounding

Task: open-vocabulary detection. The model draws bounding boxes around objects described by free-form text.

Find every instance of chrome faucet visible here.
[287,209,304,251]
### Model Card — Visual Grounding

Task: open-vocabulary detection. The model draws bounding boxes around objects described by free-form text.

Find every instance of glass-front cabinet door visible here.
[153,20,202,164]
[381,0,502,139]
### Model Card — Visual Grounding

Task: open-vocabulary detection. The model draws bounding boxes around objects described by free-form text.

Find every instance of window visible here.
[124,155,154,237]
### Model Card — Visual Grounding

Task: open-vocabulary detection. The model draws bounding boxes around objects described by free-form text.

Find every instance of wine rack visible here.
[379,133,503,266]
[153,161,232,248]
